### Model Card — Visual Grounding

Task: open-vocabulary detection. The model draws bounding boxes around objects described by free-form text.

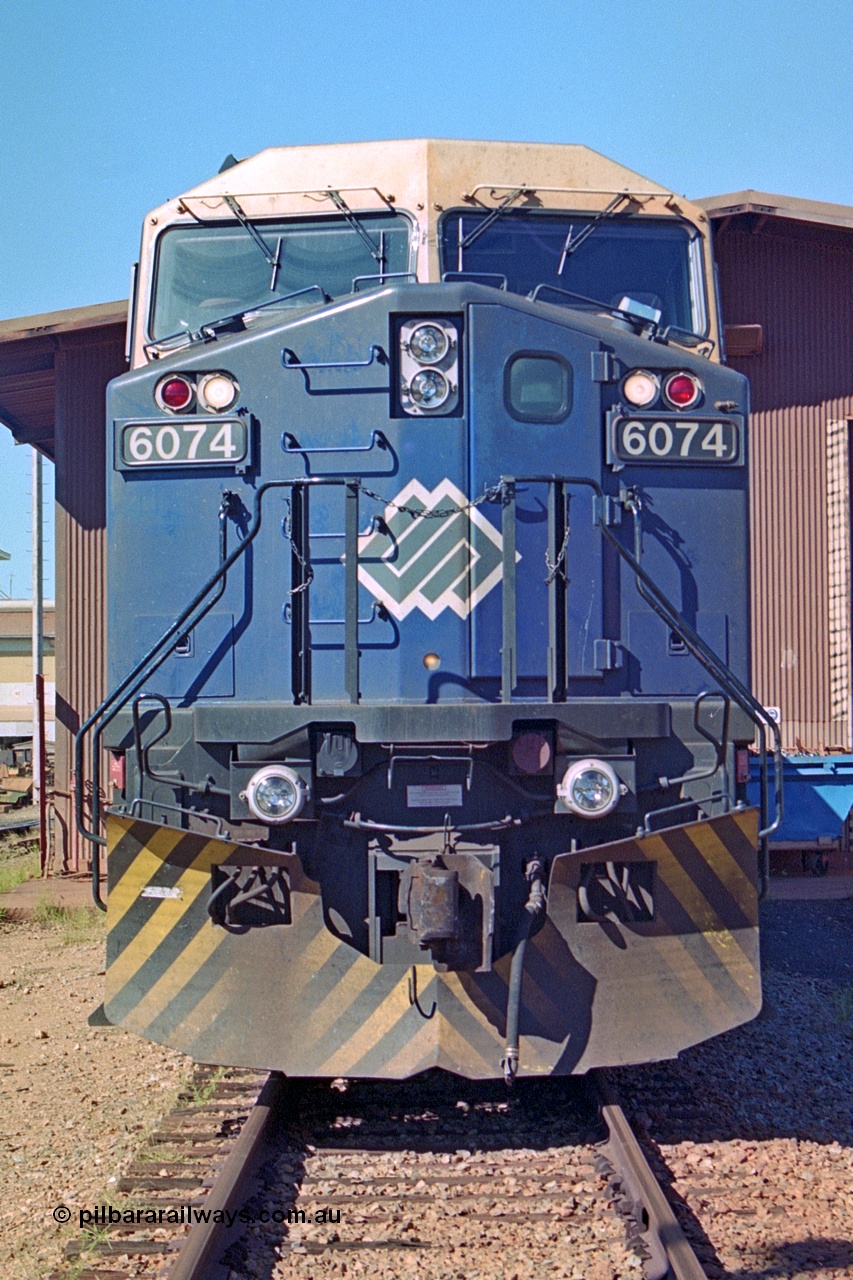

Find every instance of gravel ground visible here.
[759,897,853,986]
[0,913,192,1279]
[613,896,853,1280]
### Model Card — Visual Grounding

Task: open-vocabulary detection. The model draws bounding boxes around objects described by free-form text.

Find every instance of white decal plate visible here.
[141,885,183,900]
[406,784,463,808]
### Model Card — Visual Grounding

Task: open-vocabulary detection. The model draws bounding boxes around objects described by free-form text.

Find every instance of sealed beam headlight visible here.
[409,369,450,409]
[622,370,660,408]
[243,765,306,824]
[198,371,239,412]
[408,323,449,365]
[558,757,621,818]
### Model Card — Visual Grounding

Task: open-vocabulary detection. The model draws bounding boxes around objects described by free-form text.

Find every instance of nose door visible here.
[466,304,605,692]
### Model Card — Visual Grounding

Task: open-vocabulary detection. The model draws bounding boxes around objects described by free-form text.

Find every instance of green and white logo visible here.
[357,479,516,620]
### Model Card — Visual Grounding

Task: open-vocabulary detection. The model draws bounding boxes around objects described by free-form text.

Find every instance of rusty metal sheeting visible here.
[101,808,760,1080]
[53,332,127,871]
[711,215,853,752]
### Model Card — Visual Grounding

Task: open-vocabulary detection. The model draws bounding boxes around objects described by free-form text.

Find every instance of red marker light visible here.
[664,372,701,409]
[511,732,552,775]
[156,375,194,412]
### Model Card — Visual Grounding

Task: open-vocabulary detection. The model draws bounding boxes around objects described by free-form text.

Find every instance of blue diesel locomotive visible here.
[77,140,778,1080]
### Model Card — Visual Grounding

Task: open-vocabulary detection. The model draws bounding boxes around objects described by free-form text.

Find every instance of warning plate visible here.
[406,784,463,809]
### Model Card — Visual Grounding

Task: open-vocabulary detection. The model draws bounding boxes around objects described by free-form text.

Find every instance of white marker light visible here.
[622,370,660,408]
[198,372,239,412]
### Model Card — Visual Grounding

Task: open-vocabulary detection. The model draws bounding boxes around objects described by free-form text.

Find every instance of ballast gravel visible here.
[0,915,192,1279]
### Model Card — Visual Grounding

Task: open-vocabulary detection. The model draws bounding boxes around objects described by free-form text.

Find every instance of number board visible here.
[608,412,741,466]
[116,417,249,470]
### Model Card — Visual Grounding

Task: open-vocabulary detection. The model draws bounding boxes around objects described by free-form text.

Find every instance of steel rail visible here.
[598,1086,708,1280]
[167,1072,286,1280]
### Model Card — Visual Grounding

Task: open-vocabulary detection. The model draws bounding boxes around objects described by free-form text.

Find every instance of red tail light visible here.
[156,375,194,412]
[663,372,701,409]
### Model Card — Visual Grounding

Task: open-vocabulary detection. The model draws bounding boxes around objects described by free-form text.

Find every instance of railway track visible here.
[58,1069,709,1280]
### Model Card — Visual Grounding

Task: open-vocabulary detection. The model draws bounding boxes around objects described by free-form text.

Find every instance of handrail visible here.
[75,484,282,906]
[75,474,371,907]
[281,344,387,372]
[502,474,783,858]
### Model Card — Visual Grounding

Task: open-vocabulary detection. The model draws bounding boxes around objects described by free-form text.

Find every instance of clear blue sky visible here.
[1,0,851,597]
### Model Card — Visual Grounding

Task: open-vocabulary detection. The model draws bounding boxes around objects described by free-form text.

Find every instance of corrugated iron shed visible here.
[0,301,127,870]
[698,190,853,752]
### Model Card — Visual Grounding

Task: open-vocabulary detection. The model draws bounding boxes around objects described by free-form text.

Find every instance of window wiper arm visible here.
[324,190,386,270]
[558,192,631,270]
[223,195,283,290]
[457,186,531,265]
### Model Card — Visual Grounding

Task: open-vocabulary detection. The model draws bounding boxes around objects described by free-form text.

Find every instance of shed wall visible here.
[714,218,853,750]
[53,330,125,871]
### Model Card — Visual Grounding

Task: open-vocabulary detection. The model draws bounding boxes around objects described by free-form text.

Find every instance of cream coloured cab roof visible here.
[132,139,716,366]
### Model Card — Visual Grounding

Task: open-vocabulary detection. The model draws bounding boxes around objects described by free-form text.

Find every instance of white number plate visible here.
[612,415,739,464]
[118,418,248,468]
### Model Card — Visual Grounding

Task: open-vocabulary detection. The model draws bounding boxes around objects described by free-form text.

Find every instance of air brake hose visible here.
[502,858,547,1086]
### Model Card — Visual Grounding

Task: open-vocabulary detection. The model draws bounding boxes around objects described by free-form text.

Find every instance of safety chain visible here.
[544,494,571,586]
[282,479,573,593]
[282,502,315,596]
[356,480,506,520]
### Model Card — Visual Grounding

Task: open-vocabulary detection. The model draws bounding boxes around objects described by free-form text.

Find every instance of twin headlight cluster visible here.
[399,319,460,416]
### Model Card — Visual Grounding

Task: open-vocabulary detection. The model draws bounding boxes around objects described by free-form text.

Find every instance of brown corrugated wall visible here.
[714,217,853,750]
[53,328,125,871]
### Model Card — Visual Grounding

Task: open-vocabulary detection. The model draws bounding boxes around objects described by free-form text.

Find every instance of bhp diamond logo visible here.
[357,479,516,620]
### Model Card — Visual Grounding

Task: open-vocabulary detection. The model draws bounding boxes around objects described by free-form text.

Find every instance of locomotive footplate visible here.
[101,807,760,1080]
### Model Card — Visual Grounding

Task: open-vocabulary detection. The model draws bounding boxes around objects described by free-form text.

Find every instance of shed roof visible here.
[696,189,853,232]
[0,300,126,459]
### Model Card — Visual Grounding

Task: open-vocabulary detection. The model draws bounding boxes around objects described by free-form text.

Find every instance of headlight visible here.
[408,323,449,364]
[409,369,450,409]
[557,757,621,818]
[198,372,239,412]
[398,316,460,416]
[622,370,660,408]
[243,765,306,824]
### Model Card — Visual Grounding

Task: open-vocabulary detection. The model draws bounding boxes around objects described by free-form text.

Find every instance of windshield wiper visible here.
[223,195,283,290]
[527,283,713,352]
[324,190,387,273]
[557,193,632,273]
[144,286,331,359]
[456,187,531,268]
[199,286,331,338]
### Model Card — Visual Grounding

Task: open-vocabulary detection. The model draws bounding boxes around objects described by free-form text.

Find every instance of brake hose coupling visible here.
[524,857,547,915]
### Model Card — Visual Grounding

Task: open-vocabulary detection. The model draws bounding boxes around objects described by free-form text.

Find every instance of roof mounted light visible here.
[557,758,622,818]
[242,765,307,825]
